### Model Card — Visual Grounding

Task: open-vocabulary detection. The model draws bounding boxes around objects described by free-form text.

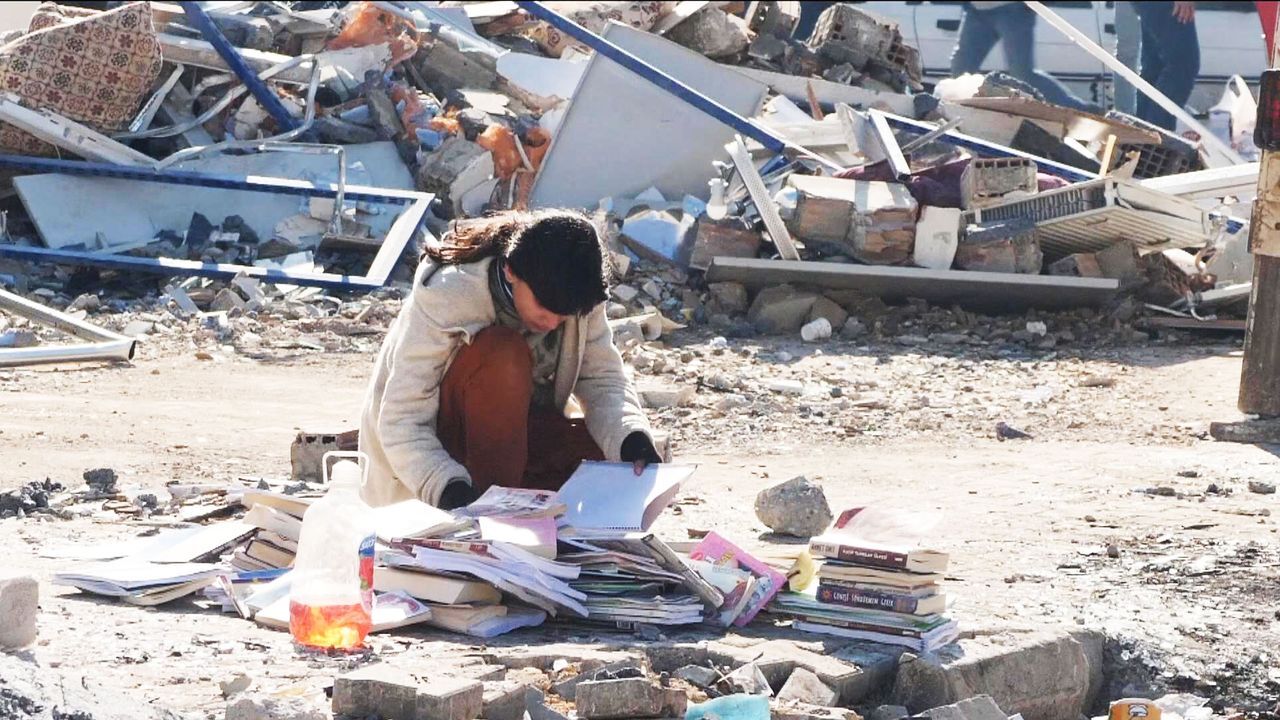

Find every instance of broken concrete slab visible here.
[891,630,1104,720]
[708,258,1119,312]
[0,572,37,649]
[868,705,910,720]
[773,701,861,720]
[574,678,688,720]
[674,664,721,689]
[481,681,544,720]
[416,136,495,219]
[332,665,482,720]
[667,7,749,59]
[807,297,849,330]
[727,662,775,696]
[227,694,327,720]
[754,476,834,538]
[747,285,820,334]
[777,668,838,707]
[548,657,648,700]
[708,282,750,316]
[690,218,762,272]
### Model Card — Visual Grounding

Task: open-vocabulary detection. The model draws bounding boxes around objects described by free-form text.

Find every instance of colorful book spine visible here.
[809,539,910,569]
[815,583,925,614]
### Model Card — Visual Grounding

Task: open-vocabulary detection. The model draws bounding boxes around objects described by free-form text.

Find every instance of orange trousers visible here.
[437,326,604,493]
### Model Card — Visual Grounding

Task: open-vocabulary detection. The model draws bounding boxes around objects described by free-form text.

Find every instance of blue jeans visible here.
[1134,1,1200,131]
[1113,0,1140,115]
[950,2,1094,112]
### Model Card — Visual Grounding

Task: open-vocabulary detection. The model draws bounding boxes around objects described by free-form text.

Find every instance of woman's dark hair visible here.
[423,209,609,317]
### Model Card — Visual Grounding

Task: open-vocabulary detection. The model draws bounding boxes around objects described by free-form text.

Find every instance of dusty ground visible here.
[2,303,1279,718]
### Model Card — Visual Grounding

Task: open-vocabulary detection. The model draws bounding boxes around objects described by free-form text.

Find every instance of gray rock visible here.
[807,297,849,330]
[67,293,100,312]
[773,702,860,720]
[777,668,838,707]
[748,285,820,334]
[726,662,773,696]
[674,665,720,690]
[0,572,37,649]
[227,695,326,720]
[574,678,687,719]
[1248,480,1276,495]
[841,318,867,338]
[211,288,247,314]
[708,282,749,316]
[754,476,833,538]
[667,8,749,59]
[868,705,910,720]
[219,674,252,699]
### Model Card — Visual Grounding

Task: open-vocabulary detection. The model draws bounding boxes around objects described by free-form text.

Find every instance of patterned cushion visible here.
[0,1,163,156]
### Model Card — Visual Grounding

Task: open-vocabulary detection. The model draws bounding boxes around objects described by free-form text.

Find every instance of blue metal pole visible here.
[515,1,787,154]
[179,1,301,132]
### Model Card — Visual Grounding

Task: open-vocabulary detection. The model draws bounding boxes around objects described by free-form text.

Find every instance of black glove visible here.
[619,432,662,466]
[437,478,479,511]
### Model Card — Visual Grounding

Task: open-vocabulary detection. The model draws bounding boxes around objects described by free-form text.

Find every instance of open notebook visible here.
[557,462,696,532]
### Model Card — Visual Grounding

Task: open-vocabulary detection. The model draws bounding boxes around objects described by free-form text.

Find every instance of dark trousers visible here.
[436,326,604,494]
[950,2,1093,112]
[1134,1,1200,131]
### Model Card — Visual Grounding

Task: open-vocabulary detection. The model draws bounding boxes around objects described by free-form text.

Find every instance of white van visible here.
[807,1,1267,111]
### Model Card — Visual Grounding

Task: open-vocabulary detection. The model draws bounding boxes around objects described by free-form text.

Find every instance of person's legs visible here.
[437,326,534,494]
[993,4,1094,111]
[950,3,1000,75]
[524,409,605,491]
[1134,1,1198,131]
[1113,0,1140,114]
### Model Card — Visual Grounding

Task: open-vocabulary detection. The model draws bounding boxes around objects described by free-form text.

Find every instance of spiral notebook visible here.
[557,461,696,532]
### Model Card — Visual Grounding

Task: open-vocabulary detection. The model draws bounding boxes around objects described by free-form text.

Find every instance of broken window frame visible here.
[0,154,434,292]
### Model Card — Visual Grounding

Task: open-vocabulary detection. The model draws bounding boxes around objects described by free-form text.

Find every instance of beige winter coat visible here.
[358,256,652,507]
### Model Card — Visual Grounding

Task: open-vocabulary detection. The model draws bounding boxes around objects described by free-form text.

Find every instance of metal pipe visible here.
[155,59,322,169]
[0,339,136,367]
[256,142,346,237]
[179,1,301,132]
[0,287,137,367]
[899,117,964,154]
[1024,1,1242,168]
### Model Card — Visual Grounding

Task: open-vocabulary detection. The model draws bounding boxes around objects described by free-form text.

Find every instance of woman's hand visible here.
[619,432,663,476]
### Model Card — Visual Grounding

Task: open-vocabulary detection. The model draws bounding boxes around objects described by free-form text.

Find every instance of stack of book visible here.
[558,533,714,626]
[230,504,303,571]
[773,508,958,653]
[553,462,718,627]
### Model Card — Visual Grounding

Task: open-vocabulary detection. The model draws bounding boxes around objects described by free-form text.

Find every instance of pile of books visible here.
[773,508,959,653]
[230,501,305,571]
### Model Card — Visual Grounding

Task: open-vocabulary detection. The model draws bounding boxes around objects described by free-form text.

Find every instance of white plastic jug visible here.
[288,451,376,650]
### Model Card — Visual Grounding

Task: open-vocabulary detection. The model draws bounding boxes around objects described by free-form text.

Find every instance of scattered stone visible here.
[768,379,806,396]
[1177,469,1201,478]
[67,293,100,312]
[773,701,860,720]
[841,318,867,338]
[674,665,720,690]
[726,662,774,696]
[574,678,687,720]
[638,381,695,409]
[612,284,640,304]
[123,320,155,337]
[1147,486,1178,497]
[777,668,838,707]
[552,660,644,701]
[868,705,910,720]
[227,694,326,720]
[0,479,64,517]
[667,8,749,59]
[211,288,247,314]
[220,674,252,698]
[755,476,834,538]
[1106,544,1121,559]
[83,467,118,493]
[0,572,37,649]
[1248,481,1276,495]
[708,282,749,316]
[1080,375,1116,388]
[748,285,819,334]
[807,297,849,329]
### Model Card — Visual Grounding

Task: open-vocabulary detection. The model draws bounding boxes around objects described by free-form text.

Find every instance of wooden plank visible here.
[1239,255,1280,415]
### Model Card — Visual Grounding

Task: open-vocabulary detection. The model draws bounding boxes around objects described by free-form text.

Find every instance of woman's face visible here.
[504,264,566,333]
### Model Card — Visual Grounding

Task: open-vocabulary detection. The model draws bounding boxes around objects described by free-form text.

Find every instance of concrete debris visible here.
[1247,481,1276,495]
[573,677,688,720]
[0,572,37,649]
[914,695,1008,720]
[748,285,821,335]
[666,8,750,60]
[726,662,775,696]
[755,476,834,538]
[868,705,911,720]
[332,665,483,720]
[226,695,327,720]
[777,668,839,707]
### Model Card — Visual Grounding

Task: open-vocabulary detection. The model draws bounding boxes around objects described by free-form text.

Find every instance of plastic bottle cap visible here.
[330,460,363,488]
